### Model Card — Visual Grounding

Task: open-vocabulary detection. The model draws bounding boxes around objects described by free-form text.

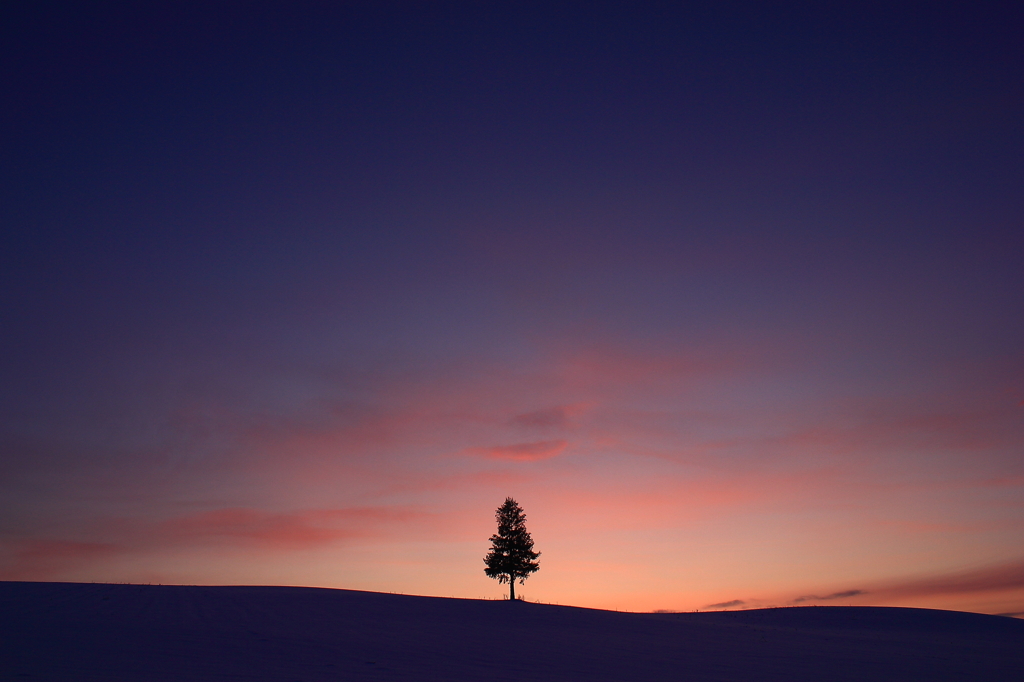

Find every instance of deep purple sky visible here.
[2,2,1022,613]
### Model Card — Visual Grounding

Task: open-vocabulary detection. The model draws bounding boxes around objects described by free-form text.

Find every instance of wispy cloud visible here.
[789,559,1024,607]
[1,540,119,580]
[510,403,591,430]
[872,559,1024,600]
[668,406,1020,468]
[0,505,431,580]
[156,505,430,549]
[705,599,745,609]
[469,440,569,462]
[791,589,865,604]
[511,408,569,429]
[159,508,352,549]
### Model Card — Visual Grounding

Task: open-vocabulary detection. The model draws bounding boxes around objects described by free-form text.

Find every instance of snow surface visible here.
[2,581,1021,681]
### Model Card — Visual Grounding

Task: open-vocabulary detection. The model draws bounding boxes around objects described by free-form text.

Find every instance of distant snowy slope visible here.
[1,582,1021,681]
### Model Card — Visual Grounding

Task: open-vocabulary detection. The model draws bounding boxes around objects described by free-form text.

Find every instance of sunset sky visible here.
[2,3,1022,615]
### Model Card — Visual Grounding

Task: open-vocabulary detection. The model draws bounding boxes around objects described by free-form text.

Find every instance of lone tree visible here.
[484,497,540,600]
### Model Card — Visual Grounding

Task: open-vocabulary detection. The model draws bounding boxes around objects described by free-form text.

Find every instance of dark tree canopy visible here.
[483,497,540,600]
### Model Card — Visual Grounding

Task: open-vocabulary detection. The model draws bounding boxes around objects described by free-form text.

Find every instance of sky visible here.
[2,2,1022,615]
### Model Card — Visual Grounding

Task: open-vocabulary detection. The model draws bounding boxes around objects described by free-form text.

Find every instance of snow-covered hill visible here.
[2,581,1021,681]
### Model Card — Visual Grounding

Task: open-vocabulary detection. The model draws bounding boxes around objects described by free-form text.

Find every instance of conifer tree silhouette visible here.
[484,497,540,600]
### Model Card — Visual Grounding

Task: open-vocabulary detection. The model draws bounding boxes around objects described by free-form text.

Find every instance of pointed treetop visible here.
[484,497,540,599]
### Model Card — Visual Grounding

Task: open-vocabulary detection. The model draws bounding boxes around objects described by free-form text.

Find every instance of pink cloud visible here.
[16,539,117,560]
[155,505,435,549]
[158,508,353,549]
[1,540,119,580]
[0,504,434,581]
[469,439,569,462]
[519,475,781,532]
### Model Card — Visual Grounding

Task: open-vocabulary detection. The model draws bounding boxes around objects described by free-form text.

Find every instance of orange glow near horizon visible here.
[3,342,1023,617]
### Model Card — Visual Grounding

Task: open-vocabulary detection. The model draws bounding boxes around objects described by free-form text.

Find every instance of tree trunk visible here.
[509,574,515,600]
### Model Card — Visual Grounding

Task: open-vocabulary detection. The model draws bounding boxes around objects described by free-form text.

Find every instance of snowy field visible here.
[2,581,1021,681]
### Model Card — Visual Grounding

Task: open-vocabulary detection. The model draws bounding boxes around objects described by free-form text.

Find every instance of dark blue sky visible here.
[2,2,1022,611]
